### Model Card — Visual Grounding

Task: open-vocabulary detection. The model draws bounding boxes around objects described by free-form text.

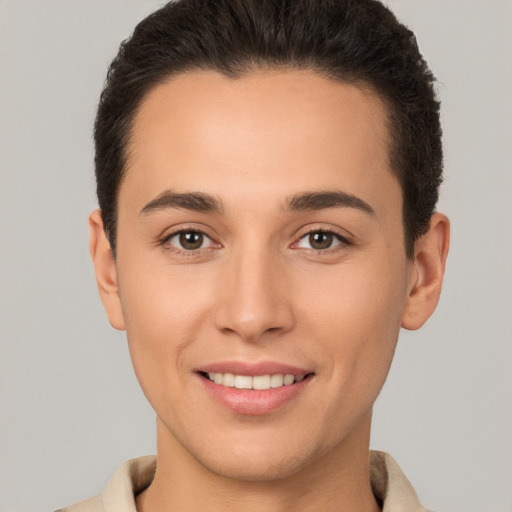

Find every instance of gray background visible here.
[0,1,510,511]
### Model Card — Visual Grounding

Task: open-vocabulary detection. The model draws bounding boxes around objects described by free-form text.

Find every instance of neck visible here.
[136,410,380,512]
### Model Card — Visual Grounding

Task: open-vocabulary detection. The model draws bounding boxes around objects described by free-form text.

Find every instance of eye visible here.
[295,230,346,251]
[165,230,212,251]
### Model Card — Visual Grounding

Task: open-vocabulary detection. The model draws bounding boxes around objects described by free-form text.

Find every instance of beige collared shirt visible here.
[57,451,429,512]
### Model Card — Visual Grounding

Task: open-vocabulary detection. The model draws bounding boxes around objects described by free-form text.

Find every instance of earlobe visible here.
[401,213,450,330]
[89,210,125,331]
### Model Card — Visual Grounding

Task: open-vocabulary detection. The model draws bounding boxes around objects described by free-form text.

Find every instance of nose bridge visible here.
[214,239,293,341]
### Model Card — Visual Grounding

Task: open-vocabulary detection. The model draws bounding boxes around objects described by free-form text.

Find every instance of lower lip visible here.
[199,374,312,415]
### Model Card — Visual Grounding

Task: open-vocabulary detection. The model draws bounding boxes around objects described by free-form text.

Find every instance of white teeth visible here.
[222,373,235,387]
[283,374,295,385]
[270,374,284,387]
[206,372,305,389]
[234,375,252,389]
[253,375,271,390]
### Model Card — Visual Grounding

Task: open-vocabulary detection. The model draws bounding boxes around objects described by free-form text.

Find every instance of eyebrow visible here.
[284,190,374,215]
[139,189,374,217]
[140,190,224,216]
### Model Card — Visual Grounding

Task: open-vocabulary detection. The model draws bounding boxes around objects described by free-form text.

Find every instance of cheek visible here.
[298,257,407,386]
[118,261,213,399]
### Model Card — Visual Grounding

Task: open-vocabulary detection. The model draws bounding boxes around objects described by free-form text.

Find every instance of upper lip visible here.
[196,361,312,376]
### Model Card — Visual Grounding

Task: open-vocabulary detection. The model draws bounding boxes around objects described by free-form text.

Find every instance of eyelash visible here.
[159,228,218,256]
[158,227,351,256]
[293,228,351,253]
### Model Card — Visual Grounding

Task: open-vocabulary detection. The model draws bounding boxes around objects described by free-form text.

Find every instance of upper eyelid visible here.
[164,230,216,245]
[160,224,218,241]
[158,225,352,249]
[290,232,351,258]
[160,230,219,257]
[294,226,351,243]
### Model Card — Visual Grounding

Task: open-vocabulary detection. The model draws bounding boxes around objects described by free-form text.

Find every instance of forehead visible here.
[122,69,397,213]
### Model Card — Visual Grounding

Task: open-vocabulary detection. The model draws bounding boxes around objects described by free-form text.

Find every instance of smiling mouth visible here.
[199,372,312,390]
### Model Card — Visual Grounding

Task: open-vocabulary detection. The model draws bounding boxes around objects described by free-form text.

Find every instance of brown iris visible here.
[309,232,334,250]
[179,231,204,250]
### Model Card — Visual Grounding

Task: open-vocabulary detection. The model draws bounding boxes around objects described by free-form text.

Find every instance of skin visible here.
[90,69,449,512]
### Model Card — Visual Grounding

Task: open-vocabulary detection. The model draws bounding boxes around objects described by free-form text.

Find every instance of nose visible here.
[213,244,295,342]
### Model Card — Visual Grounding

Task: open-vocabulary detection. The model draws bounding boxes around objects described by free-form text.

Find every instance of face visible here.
[100,70,419,480]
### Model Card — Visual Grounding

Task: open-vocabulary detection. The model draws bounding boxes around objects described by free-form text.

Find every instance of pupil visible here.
[179,231,203,250]
[310,232,332,250]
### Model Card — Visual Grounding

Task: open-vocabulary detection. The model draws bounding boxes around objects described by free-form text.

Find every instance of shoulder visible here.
[55,456,156,512]
[370,450,431,512]
[55,495,102,512]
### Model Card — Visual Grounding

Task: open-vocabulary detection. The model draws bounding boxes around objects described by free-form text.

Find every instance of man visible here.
[60,0,449,510]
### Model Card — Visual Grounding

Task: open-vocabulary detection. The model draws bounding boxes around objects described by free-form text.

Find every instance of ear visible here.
[89,209,125,330]
[402,213,450,330]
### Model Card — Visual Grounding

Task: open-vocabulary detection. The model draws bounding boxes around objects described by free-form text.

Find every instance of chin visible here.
[198,448,314,482]
[181,424,334,483]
